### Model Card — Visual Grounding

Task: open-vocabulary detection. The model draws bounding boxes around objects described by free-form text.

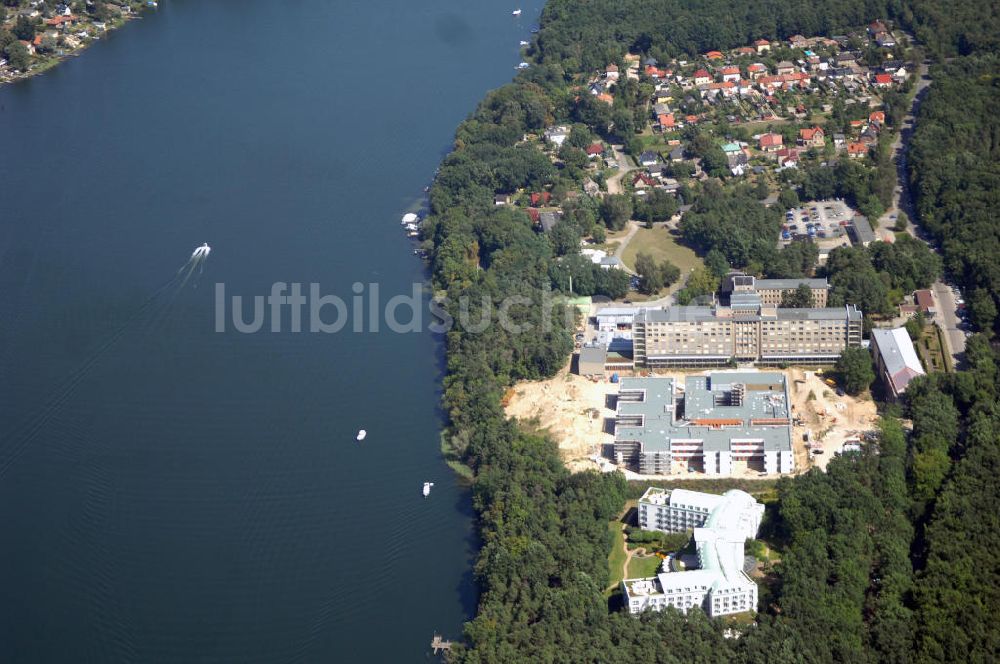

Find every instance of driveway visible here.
[606,144,637,194]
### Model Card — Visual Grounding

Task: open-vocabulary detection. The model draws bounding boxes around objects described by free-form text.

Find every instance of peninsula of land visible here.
[1,1,152,86]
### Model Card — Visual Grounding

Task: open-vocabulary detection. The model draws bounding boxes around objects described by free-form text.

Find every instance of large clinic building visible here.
[623,487,764,617]
[633,298,863,368]
[613,372,794,476]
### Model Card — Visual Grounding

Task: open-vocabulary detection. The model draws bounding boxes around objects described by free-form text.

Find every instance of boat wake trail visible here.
[0,246,212,478]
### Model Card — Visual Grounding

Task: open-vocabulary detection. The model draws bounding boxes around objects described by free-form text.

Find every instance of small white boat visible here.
[512,9,522,16]
[401,212,419,225]
[517,62,530,69]
[356,429,367,441]
[422,482,434,497]
[520,40,530,46]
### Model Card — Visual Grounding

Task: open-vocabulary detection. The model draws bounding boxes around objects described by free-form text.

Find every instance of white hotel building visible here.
[624,488,764,617]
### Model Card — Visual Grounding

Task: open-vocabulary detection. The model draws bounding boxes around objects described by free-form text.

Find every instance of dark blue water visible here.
[0,1,541,661]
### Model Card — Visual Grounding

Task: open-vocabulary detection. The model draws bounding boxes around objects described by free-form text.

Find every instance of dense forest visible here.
[908,55,1000,333]
[418,0,1000,661]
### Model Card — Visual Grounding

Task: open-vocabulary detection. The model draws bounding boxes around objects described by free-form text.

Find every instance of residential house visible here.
[874,73,893,88]
[668,146,686,162]
[494,194,512,207]
[798,126,825,148]
[869,110,886,125]
[914,290,936,315]
[658,113,676,130]
[705,50,724,60]
[847,142,868,159]
[876,34,896,48]
[833,133,846,149]
[645,65,667,78]
[692,69,712,85]
[639,151,661,167]
[788,34,808,48]
[734,46,756,57]
[835,52,857,68]
[758,133,783,153]
[754,39,771,53]
[585,143,605,158]
[600,257,624,270]
[538,211,560,233]
[646,163,667,178]
[606,63,620,81]
[544,125,570,147]
[775,61,796,76]
[868,20,888,36]
[530,191,551,206]
[721,66,741,82]
[747,63,768,80]
[632,172,656,189]
[776,148,800,167]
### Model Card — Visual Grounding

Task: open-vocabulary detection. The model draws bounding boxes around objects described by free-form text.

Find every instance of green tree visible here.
[599,194,632,231]
[704,248,730,279]
[778,187,800,210]
[3,39,30,71]
[12,15,34,41]
[780,283,815,308]
[676,268,718,304]
[968,288,997,334]
[835,347,875,395]
[892,211,909,232]
[635,252,664,294]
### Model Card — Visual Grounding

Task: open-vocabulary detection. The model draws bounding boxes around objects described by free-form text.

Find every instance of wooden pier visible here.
[430,634,453,655]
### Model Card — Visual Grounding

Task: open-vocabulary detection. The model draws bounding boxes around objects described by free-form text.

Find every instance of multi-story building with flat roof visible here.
[624,488,764,617]
[729,274,830,307]
[632,296,862,368]
[613,373,795,476]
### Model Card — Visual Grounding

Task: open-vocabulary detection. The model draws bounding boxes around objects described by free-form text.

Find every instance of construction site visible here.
[504,364,877,478]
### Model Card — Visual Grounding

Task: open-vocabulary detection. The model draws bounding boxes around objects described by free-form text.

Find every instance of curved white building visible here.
[623,488,764,617]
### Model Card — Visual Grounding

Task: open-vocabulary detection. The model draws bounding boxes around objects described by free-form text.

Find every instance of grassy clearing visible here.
[626,554,663,579]
[621,227,704,274]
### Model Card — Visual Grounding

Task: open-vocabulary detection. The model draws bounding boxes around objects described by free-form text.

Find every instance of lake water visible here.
[0,1,541,661]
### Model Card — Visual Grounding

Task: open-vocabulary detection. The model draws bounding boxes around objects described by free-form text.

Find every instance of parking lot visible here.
[781,199,855,248]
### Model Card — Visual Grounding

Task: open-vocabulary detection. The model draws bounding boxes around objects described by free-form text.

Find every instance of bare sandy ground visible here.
[505,363,878,477]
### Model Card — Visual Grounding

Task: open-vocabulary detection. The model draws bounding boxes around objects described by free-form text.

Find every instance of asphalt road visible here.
[876,59,966,364]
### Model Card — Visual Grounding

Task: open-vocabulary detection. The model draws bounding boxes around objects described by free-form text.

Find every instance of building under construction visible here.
[613,372,794,476]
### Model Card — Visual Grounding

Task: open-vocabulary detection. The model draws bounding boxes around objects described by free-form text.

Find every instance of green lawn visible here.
[626,554,663,579]
[917,323,950,373]
[606,523,627,593]
[621,227,704,274]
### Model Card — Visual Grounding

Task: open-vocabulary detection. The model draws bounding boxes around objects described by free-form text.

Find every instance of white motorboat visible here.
[422,482,434,497]
[511,9,522,16]
[520,40,529,46]
[401,212,419,225]
[356,429,367,441]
